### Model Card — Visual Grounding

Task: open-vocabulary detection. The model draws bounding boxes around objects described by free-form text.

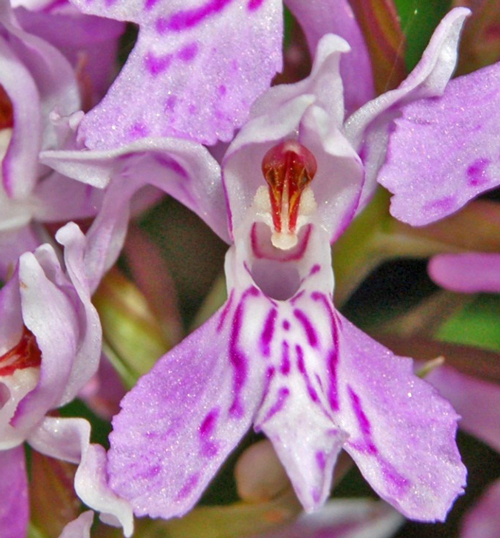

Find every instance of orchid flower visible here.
[38,8,475,525]
[0,223,133,538]
[0,0,108,278]
[65,0,375,149]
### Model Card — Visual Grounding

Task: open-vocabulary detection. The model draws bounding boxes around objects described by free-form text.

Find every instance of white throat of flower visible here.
[252,140,318,251]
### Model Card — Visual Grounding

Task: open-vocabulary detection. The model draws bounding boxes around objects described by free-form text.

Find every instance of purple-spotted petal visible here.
[70,0,283,148]
[380,61,500,225]
[345,7,470,210]
[284,0,374,114]
[27,416,134,536]
[461,480,500,538]
[57,511,94,538]
[426,365,500,454]
[0,446,28,538]
[429,253,500,294]
[108,298,265,518]
[333,312,466,521]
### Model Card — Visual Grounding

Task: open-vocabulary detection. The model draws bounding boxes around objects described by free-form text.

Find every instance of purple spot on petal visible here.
[348,386,371,437]
[176,472,200,501]
[165,95,177,111]
[188,104,197,115]
[423,196,455,213]
[157,0,234,33]
[291,290,305,304]
[316,451,326,471]
[280,341,290,375]
[128,122,149,139]
[260,308,277,357]
[200,408,219,438]
[144,52,173,76]
[310,264,320,275]
[247,0,264,10]
[144,0,159,10]
[178,42,199,62]
[201,441,218,457]
[467,158,491,187]
[282,320,290,331]
[218,84,227,96]
[293,309,318,348]
[312,487,321,504]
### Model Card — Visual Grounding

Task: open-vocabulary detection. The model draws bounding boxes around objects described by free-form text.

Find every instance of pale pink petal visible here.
[285,0,374,114]
[461,480,500,538]
[426,364,500,454]
[429,253,500,294]
[70,0,283,148]
[57,511,94,538]
[345,7,470,210]
[380,61,500,225]
[0,446,28,538]
[28,416,134,537]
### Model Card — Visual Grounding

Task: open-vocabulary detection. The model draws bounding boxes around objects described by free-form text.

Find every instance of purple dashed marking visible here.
[156,0,234,33]
[247,0,265,9]
[144,0,159,10]
[217,290,234,333]
[176,472,200,501]
[282,320,290,331]
[200,408,219,438]
[228,289,258,417]
[348,386,372,439]
[128,122,149,139]
[467,158,491,187]
[260,308,277,357]
[218,84,227,96]
[316,450,326,471]
[327,349,339,411]
[310,264,321,275]
[165,95,177,111]
[290,290,305,304]
[144,52,173,76]
[280,341,290,375]
[153,154,188,177]
[296,345,319,403]
[293,309,318,348]
[261,386,290,424]
[423,196,455,213]
[178,43,199,62]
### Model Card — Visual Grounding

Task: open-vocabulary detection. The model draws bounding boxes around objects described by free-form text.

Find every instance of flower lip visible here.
[261,140,317,247]
[0,327,42,377]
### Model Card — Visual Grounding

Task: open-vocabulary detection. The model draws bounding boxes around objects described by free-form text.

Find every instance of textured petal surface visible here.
[333,312,466,521]
[0,446,28,538]
[58,511,94,538]
[345,7,469,210]
[71,0,283,148]
[380,62,500,225]
[426,365,500,453]
[284,0,374,114]
[108,297,266,518]
[28,416,134,537]
[461,480,500,538]
[42,136,229,244]
[429,253,500,294]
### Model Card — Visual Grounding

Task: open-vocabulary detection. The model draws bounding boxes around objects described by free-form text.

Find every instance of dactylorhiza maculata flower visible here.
[0,0,109,279]
[0,222,133,538]
[43,7,472,525]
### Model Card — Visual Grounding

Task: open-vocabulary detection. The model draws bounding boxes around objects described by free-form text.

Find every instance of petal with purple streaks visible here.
[380,62,500,225]
[70,0,283,148]
[0,446,28,538]
[333,312,466,521]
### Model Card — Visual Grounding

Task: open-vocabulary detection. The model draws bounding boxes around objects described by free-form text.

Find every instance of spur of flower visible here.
[43,6,471,527]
